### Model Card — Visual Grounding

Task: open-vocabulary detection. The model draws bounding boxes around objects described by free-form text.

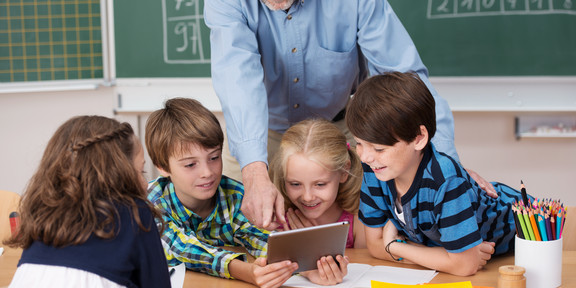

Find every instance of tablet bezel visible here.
[267,221,349,272]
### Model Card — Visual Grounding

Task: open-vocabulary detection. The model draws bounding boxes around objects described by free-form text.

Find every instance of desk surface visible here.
[1,246,575,287]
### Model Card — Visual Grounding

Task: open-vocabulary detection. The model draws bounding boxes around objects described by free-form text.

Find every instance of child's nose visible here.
[199,163,213,178]
[302,187,314,201]
[358,149,373,164]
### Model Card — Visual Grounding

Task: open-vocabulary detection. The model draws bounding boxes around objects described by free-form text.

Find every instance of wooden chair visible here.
[0,190,21,243]
[563,206,575,251]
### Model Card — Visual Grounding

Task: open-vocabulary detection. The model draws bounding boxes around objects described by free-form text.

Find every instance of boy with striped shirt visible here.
[345,72,529,276]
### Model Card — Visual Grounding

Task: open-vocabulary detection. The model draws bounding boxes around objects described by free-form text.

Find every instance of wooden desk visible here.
[2,247,575,287]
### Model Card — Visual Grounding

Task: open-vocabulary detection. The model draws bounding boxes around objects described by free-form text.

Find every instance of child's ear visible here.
[340,160,351,183]
[413,125,429,151]
[156,166,171,177]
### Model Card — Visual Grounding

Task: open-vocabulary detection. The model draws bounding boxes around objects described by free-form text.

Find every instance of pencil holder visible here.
[514,235,562,288]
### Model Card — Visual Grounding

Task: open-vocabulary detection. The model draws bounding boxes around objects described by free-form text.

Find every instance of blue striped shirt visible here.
[147,175,269,279]
[360,144,526,254]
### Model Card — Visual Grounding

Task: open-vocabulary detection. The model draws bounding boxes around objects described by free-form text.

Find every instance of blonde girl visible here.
[268,118,366,285]
[270,118,365,247]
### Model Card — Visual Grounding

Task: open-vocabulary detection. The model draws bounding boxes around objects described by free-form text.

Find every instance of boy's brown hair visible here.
[346,71,436,146]
[145,98,224,172]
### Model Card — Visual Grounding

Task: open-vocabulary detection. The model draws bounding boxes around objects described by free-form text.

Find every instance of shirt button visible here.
[293,77,299,83]
[293,104,300,109]
[287,14,292,20]
[291,47,297,53]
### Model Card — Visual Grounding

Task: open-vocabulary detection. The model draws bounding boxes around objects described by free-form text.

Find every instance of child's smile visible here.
[284,153,346,223]
[158,143,223,213]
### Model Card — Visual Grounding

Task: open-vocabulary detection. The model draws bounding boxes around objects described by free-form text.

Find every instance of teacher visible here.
[205,0,493,230]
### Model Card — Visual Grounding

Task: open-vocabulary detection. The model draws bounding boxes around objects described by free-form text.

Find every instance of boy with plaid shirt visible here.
[146,98,298,287]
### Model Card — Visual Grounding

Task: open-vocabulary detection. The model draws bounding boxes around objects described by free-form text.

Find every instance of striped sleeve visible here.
[358,164,394,227]
[435,177,482,253]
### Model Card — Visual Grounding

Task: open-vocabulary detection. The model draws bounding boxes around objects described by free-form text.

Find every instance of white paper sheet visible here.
[282,263,438,288]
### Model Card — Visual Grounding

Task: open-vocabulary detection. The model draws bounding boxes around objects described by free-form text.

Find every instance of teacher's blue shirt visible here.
[205,0,458,168]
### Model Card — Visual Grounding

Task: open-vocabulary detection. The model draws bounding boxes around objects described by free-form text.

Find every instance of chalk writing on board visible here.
[162,0,210,64]
[428,0,576,18]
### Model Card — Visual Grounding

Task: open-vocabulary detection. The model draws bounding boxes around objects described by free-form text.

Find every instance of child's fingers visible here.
[318,256,345,284]
[287,208,305,229]
[293,209,313,227]
[287,208,315,229]
[260,270,295,288]
[336,255,350,275]
[254,261,298,288]
[253,257,268,267]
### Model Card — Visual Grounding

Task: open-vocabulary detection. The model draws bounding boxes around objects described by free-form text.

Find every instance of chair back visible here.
[563,206,575,250]
[0,190,21,242]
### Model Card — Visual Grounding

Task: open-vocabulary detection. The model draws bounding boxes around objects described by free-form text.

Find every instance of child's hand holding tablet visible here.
[267,221,350,285]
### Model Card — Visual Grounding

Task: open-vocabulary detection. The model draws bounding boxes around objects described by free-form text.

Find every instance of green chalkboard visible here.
[112,0,576,78]
[0,0,103,82]
[388,0,576,76]
[113,0,210,78]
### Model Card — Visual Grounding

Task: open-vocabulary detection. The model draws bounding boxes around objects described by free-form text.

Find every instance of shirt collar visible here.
[158,178,228,225]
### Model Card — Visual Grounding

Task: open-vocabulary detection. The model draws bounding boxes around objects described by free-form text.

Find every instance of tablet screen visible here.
[267,221,349,272]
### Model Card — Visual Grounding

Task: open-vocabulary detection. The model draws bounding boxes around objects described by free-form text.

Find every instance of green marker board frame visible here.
[0,0,105,83]
[2,0,575,83]
[110,0,576,78]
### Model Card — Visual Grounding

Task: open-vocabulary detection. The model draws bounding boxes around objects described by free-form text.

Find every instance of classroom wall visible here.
[1,87,575,205]
[453,111,576,204]
[0,88,116,195]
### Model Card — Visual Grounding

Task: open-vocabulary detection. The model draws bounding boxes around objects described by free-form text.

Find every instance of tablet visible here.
[267,221,349,272]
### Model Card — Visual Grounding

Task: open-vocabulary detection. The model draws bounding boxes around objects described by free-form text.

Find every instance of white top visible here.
[9,263,126,288]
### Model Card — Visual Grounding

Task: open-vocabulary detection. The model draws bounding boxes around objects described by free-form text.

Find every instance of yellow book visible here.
[371,280,473,288]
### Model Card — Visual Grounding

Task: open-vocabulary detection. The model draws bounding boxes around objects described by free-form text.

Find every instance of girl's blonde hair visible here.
[4,116,160,249]
[269,119,362,214]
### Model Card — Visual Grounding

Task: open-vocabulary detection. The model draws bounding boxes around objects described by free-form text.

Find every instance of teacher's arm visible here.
[205,0,286,229]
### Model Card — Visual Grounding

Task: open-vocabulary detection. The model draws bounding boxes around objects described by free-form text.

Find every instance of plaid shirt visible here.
[147,175,269,279]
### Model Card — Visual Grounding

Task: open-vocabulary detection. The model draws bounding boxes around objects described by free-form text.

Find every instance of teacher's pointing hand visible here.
[242,162,285,230]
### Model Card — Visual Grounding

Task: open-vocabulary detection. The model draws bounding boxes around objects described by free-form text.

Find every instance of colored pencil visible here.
[522,208,535,241]
[545,211,553,241]
[510,187,568,242]
[528,209,541,241]
[557,209,563,239]
[520,180,529,209]
[518,208,529,240]
[536,213,548,241]
[513,206,526,239]
[560,207,568,239]
[551,216,556,241]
